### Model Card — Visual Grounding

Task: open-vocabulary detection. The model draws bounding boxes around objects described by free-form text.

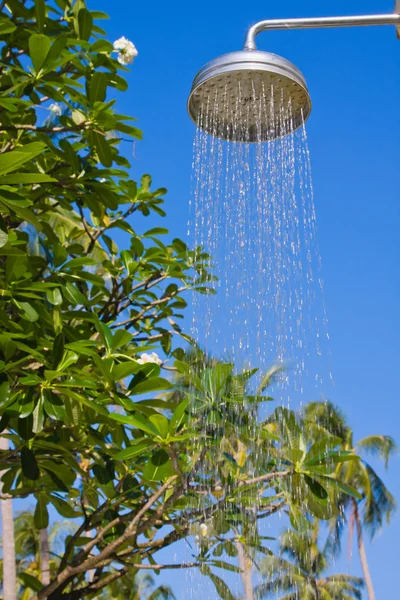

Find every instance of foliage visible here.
[0,511,74,599]
[0,1,372,599]
[303,402,396,551]
[254,524,364,599]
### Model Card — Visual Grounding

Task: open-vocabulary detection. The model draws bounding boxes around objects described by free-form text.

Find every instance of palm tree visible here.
[5,511,75,598]
[0,435,17,600]
[254,525,364,599]
[303,401,396,600]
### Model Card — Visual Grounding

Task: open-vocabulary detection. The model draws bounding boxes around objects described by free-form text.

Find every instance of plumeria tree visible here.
[0,2,372,600]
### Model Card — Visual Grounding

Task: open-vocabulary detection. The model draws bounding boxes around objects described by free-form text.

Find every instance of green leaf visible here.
[43,33,69,69]
[35,0,46,32]
[48,494,78,518]
[41,461,75,487]
[143,449,174,481]
[114,440,154,461]
[149,414,169,439]
[29,34,51,72]
[0,173,56,185]
[34,494,49,529]
[0,143,46,176]
[304,450,359,468]
[0,15,17,35]
[111,329,133,350]
[210,561,242,574]
[170,398,189,432]
[32,396,45,434]
[89,72,107,103]
[90,39,113,53]
[112,361,140,381]
[43,391,66,421]
[208,573,237,600]
[78,8,93,41]
[0,382,10,410]
[91,131,112,167]
[131,377,173,395]
[21,447,40,480]
[71,110,86,125]
[109,412,160,437]
[62,257,97,270]
[0,98,19,112]
[143,227,169,237]
[14,300,39,322]
[305,436,342,463]
[93,463,114,484]
[6,393,35,418]
[311,474,363,501]
[52,333,65,369]
[46,288,63,306]
[18,573,43,592]
[304,475,328,500]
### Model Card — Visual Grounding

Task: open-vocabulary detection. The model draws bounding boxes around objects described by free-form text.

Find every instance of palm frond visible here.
[356,435,397,469]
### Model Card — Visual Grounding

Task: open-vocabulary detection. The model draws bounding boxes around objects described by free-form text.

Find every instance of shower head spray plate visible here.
[188,50,312,142]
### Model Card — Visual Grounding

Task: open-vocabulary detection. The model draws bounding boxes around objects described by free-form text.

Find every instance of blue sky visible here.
[87,0,400,597]
[8,0,398,597]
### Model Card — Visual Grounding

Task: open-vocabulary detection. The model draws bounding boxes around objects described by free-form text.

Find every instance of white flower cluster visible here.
[49,103,62,116]
[113,37,138,65]
[137,352,162,366]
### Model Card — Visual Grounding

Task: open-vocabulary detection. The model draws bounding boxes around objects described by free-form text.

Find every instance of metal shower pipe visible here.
[244,3,400,51]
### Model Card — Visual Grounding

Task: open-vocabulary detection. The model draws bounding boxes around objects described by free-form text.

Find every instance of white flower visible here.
[99,178,106,183]
[137,352,162,366]
[49,103,62,116]
[113,36,138,65]
[199,524,208,537]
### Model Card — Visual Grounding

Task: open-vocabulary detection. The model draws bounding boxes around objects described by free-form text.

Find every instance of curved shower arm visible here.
[244,6,400,51]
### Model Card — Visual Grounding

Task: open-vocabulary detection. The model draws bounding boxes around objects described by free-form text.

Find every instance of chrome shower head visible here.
[187,50,312,142]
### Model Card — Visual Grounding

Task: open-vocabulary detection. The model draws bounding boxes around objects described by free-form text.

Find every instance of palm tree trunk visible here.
[236,541,253,600]
[0,435,17,600]
[353,499,375,600]
[40,528,51,586]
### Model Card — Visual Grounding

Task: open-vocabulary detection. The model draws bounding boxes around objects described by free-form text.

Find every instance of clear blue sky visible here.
[83,0,400,596]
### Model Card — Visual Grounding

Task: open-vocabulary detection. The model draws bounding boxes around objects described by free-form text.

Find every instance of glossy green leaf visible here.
[208,573,237,600]
[0,173,56,185]
[131,377,173,395]
[89,72,107,103]
[0,143,46,176]
[21,447,40,480]
[0,15,17,34]
[78,8,93,41]
[149,414,169,439]
[34,494,49,529]
[35,0,46,32]
[18,573,43,592]
[46,288,63,306]
[109,412,160,437]
[170,398,189,432]
[143,449,174,481]
[48,494,79,518]
[29,34,51,72]
[92,131,112,167]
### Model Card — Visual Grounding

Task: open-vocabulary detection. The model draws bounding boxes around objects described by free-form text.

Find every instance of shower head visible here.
[188,5,400,142]
[187,50,311,143]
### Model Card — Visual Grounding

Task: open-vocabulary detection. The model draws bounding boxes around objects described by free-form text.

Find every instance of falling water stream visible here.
[189,89,332,403]
[183,87,333,598]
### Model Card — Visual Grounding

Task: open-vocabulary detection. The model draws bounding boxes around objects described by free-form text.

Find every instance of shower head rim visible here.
[187,50,312,142]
